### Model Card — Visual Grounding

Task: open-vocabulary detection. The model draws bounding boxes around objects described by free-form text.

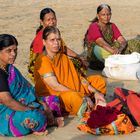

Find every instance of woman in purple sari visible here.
[0,34,64,137]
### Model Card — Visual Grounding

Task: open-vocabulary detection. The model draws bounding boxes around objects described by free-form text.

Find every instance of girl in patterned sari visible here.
[0,34,64,137]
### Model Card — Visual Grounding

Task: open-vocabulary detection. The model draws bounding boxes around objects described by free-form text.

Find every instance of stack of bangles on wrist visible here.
[91,88,100,95]
[81,79,89,86]
[81,79,99,95]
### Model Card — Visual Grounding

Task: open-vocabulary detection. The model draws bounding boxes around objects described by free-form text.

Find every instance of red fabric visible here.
[32,30,43,53]
[112,23,122,40]
[87,105,120,128]
[110,87,140,126]
[87,22,122,43]
[107,98,123,111]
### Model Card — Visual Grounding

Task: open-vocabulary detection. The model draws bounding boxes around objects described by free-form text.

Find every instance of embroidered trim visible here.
[41,72,55,78]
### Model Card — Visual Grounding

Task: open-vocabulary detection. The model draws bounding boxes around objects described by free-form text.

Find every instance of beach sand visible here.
[0,0,140,139]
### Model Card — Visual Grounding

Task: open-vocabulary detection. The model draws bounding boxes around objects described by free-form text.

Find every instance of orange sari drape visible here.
[34,52,106,115]
[28,29,67,83]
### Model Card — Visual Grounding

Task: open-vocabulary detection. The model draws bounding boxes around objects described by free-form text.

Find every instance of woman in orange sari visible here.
[28,8,86,82]
[34,26,106,115]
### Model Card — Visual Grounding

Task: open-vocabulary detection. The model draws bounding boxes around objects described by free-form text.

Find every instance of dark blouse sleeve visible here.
[0,70,9,92]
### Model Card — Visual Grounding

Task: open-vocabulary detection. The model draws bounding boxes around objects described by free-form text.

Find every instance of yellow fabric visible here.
[58,91,83,115]
[34,52,106,115]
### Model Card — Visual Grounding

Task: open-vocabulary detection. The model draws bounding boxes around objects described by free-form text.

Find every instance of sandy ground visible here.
[0,0,140,139]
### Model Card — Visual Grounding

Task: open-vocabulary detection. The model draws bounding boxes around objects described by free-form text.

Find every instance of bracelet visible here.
[92,88,100,95]
[81,79,89,86]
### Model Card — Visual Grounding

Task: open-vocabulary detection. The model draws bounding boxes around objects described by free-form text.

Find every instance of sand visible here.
[0,0,140,139]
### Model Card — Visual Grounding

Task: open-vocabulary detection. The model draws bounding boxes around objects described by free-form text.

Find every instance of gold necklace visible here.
[0,65,8,75]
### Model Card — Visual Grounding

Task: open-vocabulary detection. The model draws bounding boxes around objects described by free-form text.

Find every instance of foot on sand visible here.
[56,117,64,127]
[33,130,48,136]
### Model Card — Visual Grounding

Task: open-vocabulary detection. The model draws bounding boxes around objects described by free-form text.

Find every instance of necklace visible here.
[97,22,107,33]
[47,54,54,60]
[43,50,53,60]
[0,65,8,75]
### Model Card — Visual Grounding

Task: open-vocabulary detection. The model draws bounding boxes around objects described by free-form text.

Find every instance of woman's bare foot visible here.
[135,126,140,131]
[56,117,64,127]
[47,115,64,127]
[33,130,48,136]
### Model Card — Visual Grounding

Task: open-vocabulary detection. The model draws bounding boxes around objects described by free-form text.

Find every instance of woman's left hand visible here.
[88,85,106,105]
[94,92,106,105]
[112,48,121,54]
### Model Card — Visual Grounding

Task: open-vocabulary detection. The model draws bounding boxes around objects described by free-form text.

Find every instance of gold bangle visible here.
[92,88,99,94]
[81,79,89,86]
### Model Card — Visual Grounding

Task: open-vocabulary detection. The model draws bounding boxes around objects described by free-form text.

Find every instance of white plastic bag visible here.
[102,52,140,80]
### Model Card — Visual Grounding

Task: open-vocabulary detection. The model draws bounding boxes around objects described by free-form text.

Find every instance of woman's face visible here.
[97,8,111,24]
[43,32,61,55]
[0,45,17,66]
[41,12,57,28]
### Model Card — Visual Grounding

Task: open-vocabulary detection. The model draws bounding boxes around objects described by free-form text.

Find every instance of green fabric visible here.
[71,57,87,77]
[77,97,87,120]
[101,23,114,45]
[125,39,140,54]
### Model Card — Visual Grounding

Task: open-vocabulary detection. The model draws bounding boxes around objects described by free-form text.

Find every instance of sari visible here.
[77,111,135,135]
[28,30,67,83]
[28,30,87,82]
[85,22,140,68]
[0,65,61,137]
[34,52,106,115]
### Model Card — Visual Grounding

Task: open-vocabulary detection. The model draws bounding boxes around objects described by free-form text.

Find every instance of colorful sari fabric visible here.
[28,30,67,83]
[34,52,106,115]
[86,23,121,65]
[0,65,61,137]
[38,96,62,117]
[85,22,140,68]
[77,111,135,135]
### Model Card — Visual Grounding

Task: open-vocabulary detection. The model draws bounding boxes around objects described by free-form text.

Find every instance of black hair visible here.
[43,26,60,40]
[0,34,18,50]
[36,8,56,34]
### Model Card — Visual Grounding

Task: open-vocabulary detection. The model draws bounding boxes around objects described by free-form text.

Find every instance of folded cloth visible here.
[87,105,120,128]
